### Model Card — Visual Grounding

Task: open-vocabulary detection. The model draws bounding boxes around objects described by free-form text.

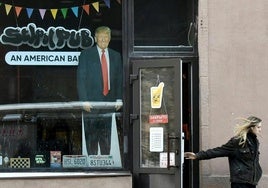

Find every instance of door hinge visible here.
[129,74,138,85]
[130,114,139,124]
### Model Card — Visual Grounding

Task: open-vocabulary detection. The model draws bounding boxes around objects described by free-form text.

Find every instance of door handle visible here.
[167,133,179,169]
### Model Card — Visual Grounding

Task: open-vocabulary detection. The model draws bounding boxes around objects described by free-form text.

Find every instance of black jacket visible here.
[195,133,262,185]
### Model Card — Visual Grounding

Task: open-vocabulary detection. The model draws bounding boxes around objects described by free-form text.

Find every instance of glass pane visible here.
[0,103,123,169]
[139,67,178,168]
[0,0,123,171]
[134,0,195,47]
[0,0,122,104]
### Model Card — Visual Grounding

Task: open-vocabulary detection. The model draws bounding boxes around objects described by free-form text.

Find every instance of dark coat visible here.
[195,133,262,185]
[77,46,123,102]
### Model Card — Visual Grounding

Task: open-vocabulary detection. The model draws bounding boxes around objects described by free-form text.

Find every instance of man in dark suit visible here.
[77,26,123,155]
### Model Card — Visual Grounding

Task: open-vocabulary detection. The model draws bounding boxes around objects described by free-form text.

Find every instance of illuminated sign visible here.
[0,23,94,50]
[0,23,95,65]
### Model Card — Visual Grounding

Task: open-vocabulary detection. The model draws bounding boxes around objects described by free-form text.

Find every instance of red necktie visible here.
[101,49,109,96]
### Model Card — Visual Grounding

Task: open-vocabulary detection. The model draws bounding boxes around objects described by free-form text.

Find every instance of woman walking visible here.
[185,116,262,188]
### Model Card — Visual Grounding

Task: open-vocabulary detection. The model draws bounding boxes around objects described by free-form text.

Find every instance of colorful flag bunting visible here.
[61,8,68,19]
[82,5,90,15]
[5,4,12,15]
[103,0,110,8]
[51,9,58,19]
[71,6,79,17]
[92,2,99,12]
[0,0,120,19]
[39,9,46,19]
[15,6,22,17]
[26,8,33,18]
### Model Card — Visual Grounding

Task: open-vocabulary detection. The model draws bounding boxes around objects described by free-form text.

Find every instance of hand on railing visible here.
[82,102,92,112]
[115,99,122,111]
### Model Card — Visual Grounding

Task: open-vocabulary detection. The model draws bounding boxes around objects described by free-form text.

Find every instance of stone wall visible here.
[199,0,268,187]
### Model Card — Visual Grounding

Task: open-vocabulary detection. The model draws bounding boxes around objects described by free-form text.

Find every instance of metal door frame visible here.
[131,58,183,188]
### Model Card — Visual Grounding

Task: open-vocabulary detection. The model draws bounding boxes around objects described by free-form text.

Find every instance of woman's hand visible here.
[184,152,197,160]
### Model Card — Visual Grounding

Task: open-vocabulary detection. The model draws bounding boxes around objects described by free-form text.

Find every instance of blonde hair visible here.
[95,26,111,37]
[234,116,262,147]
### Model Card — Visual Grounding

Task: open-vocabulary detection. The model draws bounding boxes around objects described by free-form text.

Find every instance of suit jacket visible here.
[77,46,123,102]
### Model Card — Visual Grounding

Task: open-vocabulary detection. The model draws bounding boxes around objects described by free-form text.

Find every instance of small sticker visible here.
[160,152,175,168]
[151,82,165,108]
[150,127,164,152]
[88,155,115,167]
[149,114,168,124]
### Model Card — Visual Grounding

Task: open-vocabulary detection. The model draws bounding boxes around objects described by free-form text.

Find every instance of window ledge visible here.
[0,171,131,179]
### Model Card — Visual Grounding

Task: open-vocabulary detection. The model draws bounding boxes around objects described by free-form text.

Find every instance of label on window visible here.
[63,155,87,168]
[159,152,175,168]
[149,114,168,124]
[88,155,115,167]
[151,82,165,109]
[150,127,164,152]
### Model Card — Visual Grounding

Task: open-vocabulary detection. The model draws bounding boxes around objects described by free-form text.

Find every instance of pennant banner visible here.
[61,8,68,19]
[39,9,46,19]
[26,8,33,18]
[82,5,90,15]
[92,2,99,13]
[15,6,22,17]
[71,6,79,17]
[5,4,12,15]
[103,0,111,8]
[51,9,58,20]
[0,0,119,20]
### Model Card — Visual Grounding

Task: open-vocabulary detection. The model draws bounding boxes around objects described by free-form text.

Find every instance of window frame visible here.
[125,0,198,56]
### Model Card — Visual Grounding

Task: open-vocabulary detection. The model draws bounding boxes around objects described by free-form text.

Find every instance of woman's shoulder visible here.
[228,136,241,146]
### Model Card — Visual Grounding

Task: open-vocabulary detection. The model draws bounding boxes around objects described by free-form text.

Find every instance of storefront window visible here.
[134,0,196,49]
[0,0,123,171]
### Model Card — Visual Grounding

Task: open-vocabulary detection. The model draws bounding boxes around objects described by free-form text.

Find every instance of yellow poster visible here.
[150,82,164,108]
